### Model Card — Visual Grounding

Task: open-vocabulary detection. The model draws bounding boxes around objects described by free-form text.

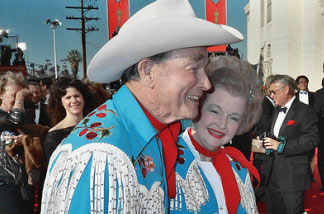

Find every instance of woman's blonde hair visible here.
[0,71,27,105]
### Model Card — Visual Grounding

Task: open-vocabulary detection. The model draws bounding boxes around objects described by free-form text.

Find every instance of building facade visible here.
[245,0,324,91]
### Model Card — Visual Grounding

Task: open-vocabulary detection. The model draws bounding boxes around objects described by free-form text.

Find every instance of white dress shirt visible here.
[34,101,40,124]
[273,96,295,137]
[299,90,309,105]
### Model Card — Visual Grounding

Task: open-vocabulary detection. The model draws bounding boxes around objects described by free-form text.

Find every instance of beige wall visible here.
[246,0,324,91]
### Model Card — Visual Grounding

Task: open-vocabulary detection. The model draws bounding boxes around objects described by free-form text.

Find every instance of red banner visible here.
[206,0,227,52]
[107,0,129,39]
[0,65,27,76]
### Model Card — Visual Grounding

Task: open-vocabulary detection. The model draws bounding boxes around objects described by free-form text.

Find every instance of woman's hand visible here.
[13,88,31,110]
[3,134,24,146]
[16,88,32,101]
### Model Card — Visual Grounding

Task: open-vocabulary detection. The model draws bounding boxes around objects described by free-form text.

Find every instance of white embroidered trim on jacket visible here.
[41,143,165,214]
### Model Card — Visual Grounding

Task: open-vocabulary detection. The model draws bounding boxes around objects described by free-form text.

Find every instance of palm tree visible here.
[60,59,69,77]
[66,49,82,79]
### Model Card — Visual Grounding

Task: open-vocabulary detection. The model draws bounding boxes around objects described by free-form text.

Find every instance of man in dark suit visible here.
[27,78,51,127]
[314,80,324,191]
[253,95,275,199]
[40,77,52,104]
[253,75,275,201]
[261,74,318,214]
[295,75,315,106]
[295,75,316,182]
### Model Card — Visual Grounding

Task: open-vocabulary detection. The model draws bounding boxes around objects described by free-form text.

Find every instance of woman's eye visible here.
[229,116,240,122]
[210,110,219,114]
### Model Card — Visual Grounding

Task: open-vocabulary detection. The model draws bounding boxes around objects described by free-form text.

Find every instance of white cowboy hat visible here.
[87,0,244,83]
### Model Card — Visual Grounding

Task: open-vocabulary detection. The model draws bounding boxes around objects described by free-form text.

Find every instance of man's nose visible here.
[198,70,211,91]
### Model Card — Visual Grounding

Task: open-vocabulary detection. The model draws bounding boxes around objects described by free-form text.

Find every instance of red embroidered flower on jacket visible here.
[287,120,296,125]
[137,154,156,178]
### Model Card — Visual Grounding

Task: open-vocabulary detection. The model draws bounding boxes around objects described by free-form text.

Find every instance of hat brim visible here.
[88,17,243,83]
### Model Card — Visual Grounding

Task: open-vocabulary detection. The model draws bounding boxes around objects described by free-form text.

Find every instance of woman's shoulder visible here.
[49,123,62,132]
[45,126,74,143]
[48,123,74,133]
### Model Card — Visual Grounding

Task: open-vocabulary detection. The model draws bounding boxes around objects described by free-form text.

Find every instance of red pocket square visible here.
[287,120,296,125]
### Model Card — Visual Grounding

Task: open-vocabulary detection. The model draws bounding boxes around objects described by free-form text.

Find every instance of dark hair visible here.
[47,77,94,126]
[27,76,40,86]
[40,77,53,88]
[120,51,173,83]
[82,77,112,107]
[296,75,309,84]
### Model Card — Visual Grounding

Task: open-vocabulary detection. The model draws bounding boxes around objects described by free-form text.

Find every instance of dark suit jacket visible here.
[254,96,275,161]
[26,101,51,127]
[256,96,275,136]
[314,88,324,143]
[263,98,318,191]
[295,90,315,106]
[38,101,50,127]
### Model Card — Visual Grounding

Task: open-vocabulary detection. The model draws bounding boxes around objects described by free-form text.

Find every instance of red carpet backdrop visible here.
[255,149,324,214]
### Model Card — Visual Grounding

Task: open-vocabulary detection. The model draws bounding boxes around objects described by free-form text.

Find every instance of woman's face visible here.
[61,87,85,116]
[193,88,246,151]
[0,83,23,112]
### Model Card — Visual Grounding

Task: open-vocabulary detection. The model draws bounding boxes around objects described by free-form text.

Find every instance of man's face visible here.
[28,84,41,104]
[269,82,288,106]
[297,77,308,91]
[152,47,211,122]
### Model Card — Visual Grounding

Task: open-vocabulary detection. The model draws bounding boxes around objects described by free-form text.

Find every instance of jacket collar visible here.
[113,85,158,159]
[278,98,298,136]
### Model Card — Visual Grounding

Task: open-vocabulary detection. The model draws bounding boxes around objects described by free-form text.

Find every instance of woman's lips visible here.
[207,128,225,139]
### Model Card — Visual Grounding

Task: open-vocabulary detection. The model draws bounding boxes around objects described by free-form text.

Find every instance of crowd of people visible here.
[0,0,323,214]
[0,71,111,214]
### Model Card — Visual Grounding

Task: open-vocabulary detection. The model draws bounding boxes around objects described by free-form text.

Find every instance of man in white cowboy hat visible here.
[41,0,243,213]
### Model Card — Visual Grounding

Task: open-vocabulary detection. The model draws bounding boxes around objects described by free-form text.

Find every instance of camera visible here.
[259,132,277,140]
[259,132,278,155]
[1,131,16,145]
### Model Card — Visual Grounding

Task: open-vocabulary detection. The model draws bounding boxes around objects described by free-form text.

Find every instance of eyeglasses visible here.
[269,86,286,95]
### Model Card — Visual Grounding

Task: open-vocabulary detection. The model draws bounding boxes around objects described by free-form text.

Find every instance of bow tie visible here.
[34,103,40,110]
[299,91,308,95]
[278,107,287,113]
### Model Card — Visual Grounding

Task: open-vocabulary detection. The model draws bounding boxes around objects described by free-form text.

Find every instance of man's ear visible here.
[284,85,290,94]
[137,58,154,83]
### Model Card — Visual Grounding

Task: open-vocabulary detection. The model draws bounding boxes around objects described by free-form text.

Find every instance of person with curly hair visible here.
[43,77,94,162]
[32,77,95,213]
[82,77,112,108]
[172,56,263,213]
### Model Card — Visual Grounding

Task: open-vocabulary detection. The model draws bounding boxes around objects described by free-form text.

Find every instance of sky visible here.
[0,0,249,78]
